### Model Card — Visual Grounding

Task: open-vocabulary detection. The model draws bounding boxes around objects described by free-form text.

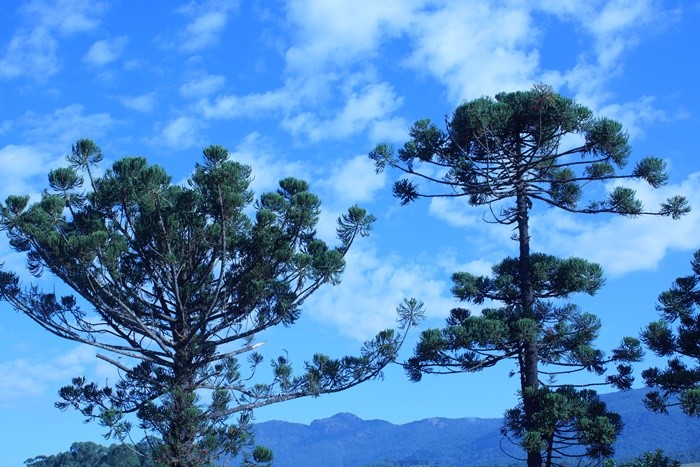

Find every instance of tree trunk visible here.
[516,188,542,467]
[161,350,201,467]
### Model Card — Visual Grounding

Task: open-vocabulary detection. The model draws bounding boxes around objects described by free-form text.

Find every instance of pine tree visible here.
[642,249,700,417]
[370,85,688,466]
[0,140,422,466]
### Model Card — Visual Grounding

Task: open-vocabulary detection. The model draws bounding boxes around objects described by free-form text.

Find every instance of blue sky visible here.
[1,0,699,464]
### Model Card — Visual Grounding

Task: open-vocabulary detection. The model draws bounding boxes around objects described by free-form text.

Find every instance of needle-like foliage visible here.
[0,140,423,466]
[642,249,700,417]
[370,85,688,467]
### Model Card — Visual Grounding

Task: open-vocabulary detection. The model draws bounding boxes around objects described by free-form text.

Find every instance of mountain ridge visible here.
[245,388,700,467]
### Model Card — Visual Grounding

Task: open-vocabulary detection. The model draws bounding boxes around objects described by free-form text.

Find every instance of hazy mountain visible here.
[244,389,700,467]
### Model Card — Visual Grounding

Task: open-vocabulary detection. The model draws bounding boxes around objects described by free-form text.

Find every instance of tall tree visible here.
[0,140,422,466]
[642,249,700,417]
[370,85,688,466]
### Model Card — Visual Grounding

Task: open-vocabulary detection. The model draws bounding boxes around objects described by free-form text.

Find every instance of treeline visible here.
[25,441,157,467]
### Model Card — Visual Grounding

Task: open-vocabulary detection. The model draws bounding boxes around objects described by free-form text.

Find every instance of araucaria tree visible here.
[642,249,700,417]
[370,85,689,466]
[0,140,421,466]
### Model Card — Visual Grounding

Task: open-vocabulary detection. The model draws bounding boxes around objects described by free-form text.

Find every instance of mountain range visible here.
[244,389,700,467]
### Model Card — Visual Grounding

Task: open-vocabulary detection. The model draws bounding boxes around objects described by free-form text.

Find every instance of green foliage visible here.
[504,387,623,463]
[604,449,681,467]
[405,254,641,464]
[408,257,642,384]
[642,249,700,417]
[370,84,689,220]
[1,140,421,466]
[241,445,274,467]
[25,441,156,467]
[371,86,686,467]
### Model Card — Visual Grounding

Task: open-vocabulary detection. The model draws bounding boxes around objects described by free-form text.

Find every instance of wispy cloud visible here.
[179,72,226,98]
[0,344,116,404]
[599,95,688,140]
[284,0,419,73]
[542,0,673,108]
[531,174,700,276]
[198,1,415,142]
[21,104,115,148]
[225,132,311,195]
[282,82,404,143]
[117,93,157,113]
[322,155,387,205]
[0,0,107,80]
[198,81,298,119]
[0,145,60,201]
[175,0,240,53]
[159,116,202,150]
[304,243,456,340]
[83,36,128,67]
[404,3,538,103]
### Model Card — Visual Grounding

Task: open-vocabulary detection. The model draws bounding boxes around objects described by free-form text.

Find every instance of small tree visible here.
[370,85,688,467]
[604,449,681,467]
[504,386,623,464]
[407,253,637,464]
[1,140,422,466]
[642,249,700,416]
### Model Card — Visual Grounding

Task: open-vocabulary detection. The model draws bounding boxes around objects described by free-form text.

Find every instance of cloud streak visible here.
[0,0,107,80]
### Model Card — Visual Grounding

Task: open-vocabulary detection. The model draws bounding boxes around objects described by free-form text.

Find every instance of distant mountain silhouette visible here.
[241,388,700,467]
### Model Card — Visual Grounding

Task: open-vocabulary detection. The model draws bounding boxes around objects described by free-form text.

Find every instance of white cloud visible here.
[0,106,114,202]
[21,0,106,35]
[282,82,404,142]
[531,173,700,276]
[198,84,294,119]
[429,197,480,229]
[598,95,688,141]
[225,132,310,195]
[0,344,117,404]
[305,243,456,340]
[435,252,494,279]
[323,155,387,205]
[284,0,419,73]
[197,3,410,142]
[179,72,226,98]
[546,0,670,108]
[0,145,61,201]
[118,93,157,113]
[83,36,128,67]
[404,3,539,102]
[21,104,115,148]
[0,27,60,80]
[0,0,106,79]
[176,0,240,53]
[369,117,409,143]
[588,0,657,42]
[160,116,202,149]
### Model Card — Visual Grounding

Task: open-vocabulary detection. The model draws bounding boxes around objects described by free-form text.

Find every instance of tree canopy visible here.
[25,441,156,467]
[371,84,687,220]
[1,140,422,466]
[406,253,639,464]
[642,249,700,417]
[370,85,688,467]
